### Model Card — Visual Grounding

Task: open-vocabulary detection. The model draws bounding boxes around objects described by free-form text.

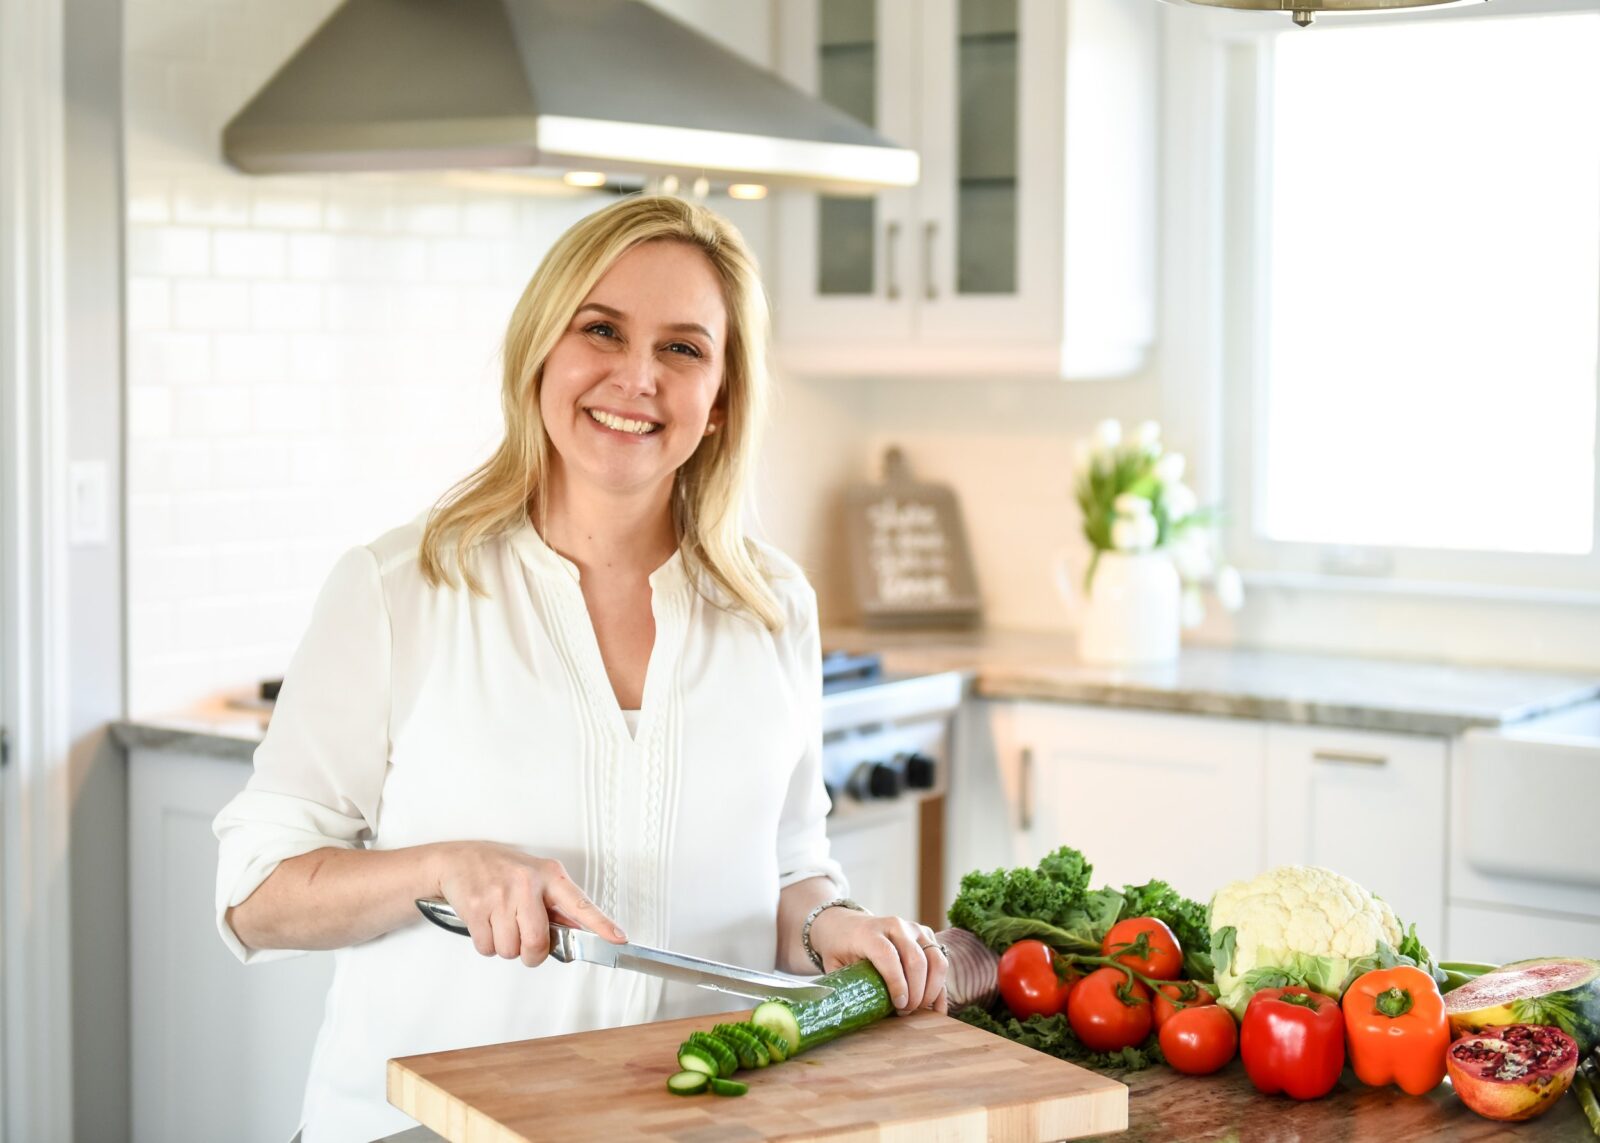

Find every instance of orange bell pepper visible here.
[1341,965,1450,1095]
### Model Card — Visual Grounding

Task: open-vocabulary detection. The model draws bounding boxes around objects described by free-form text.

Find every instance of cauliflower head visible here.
[1208,864,1404,1018]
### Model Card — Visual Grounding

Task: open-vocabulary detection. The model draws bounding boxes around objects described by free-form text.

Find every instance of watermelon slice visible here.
[1444,958,1600,1056]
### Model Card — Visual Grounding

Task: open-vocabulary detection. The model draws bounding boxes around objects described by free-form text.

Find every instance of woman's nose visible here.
[610,349,657,398]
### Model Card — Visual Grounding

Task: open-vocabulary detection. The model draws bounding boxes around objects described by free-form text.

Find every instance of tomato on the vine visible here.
[1067,967,1152,1052]
[1153,980,1216,1029]
[1100,917,1183,980]
[1159,1004,1238,1075]
[997,939,1078,1020]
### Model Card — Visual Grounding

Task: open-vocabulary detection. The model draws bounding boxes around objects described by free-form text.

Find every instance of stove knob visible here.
[903,752,937,790]
[867,761,903,799]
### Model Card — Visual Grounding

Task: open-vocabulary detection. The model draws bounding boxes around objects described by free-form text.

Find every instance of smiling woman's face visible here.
[539,239,728,504]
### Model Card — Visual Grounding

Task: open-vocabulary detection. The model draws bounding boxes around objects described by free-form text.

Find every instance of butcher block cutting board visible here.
[388,1009,1127,1142]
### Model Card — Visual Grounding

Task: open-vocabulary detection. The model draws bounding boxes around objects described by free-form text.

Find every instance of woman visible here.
[214,195,948,1143]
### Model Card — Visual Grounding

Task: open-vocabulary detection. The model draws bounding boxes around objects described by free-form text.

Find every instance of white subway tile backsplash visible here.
[127,177,172,224]
[130,441,213,492]
[174,491,256,545]
[213,228,287,278]
[128,225,210,276]
[132,548,214,603]
[429,238,494,283]
[463,200,517,237]
[251,282,323,331]
[249,384,327,435]
[251,186,325,230]
[323,183,394,234]
[389,286,460,335]
[211,439,290,489]
[322,283,391,333]
[128,385,176,439]
[172,385,251,437]
[390,191,461,236]
[130,332,212,387]
[128,494,177,548]
[174,183,253,228]
[214,332,290,385]
[127,278,172,332]
[173,280,251,331]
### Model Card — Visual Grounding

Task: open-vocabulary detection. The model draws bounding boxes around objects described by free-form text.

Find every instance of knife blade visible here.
[414,897,835,1003]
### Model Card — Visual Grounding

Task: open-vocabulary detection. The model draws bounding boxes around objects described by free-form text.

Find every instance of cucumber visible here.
[686,1032,738,1078]
[666,1070,709,1096]
[675,1043,719,1077]
[714,1023,771,1068]
[753,960,893,1056]
[707,1077,748,1097]
[746,1022,789,1062]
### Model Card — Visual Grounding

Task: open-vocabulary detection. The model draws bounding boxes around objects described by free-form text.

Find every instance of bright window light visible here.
[1261,15,1599,555]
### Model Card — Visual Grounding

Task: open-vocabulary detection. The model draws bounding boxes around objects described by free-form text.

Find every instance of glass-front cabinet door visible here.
[915,0,1057,356]
[775,0,917,360]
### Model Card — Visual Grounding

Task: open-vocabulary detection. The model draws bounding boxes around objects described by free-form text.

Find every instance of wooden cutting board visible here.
[388,1008,1128,1142]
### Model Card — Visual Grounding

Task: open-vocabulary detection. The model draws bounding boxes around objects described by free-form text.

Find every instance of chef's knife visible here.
[414,897,835,1003]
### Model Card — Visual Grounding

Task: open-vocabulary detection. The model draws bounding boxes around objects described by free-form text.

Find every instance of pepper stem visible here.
[1375,986,1414,1018]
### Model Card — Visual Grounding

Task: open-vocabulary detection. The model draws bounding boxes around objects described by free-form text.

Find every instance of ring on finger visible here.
[918,941,949,958]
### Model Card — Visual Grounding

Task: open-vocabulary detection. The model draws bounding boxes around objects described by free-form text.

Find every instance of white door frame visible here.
[0,0,75,1138]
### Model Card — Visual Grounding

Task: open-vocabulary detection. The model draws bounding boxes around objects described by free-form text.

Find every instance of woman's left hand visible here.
[807,908,949,1015]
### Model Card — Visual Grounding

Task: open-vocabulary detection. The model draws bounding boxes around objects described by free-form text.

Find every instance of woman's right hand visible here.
[432,841,627,967]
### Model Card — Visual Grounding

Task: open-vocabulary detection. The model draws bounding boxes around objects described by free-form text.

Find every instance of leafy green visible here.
[1212,926,1237,979]
[954,1006,1164,1071]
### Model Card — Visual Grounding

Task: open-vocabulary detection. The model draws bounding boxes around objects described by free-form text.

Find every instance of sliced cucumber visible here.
[757,960,893,1056]
[707,1077,748,1097]
[676,1043,719,1077]
[666,1070,709,1096]
[714,1023,770,1068]
[687,1032,738,1078]
[747,1022,789,1063]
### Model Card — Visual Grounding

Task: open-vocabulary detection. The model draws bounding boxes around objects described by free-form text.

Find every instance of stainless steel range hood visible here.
[223,0,919,194]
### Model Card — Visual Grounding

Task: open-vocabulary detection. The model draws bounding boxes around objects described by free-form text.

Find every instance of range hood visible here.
[223,0,919,194]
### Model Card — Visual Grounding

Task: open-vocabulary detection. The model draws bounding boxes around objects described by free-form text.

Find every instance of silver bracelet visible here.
[800,897,865,973]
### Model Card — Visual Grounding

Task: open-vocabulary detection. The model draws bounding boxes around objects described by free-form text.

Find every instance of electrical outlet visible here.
[68,459,110,546]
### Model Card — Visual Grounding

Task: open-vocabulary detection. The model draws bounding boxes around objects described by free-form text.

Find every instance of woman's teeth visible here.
[587,408,661,435]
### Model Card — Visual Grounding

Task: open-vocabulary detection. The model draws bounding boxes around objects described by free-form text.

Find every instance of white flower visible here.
[1110,513,1159,552]
[1216,565,1245,612]
[1163,481,1198,522]
[1156,452,1186,484]
[1114,492,1153,517]
[1170,532,1214,580]
[1092,418,1123,451]
[1134,420,1162,451]
[1073,440,1097,477]
[1181,585,1206,628]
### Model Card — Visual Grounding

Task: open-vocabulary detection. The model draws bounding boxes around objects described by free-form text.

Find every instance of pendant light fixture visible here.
[1159,0,1487,28]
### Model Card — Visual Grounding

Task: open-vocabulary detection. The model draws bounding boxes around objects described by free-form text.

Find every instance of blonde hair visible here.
[418,195,783,631]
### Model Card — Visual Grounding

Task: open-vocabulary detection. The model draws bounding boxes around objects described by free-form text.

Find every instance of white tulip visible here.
[1216,565,1245,612]
[1135,420,1162,451]
[1092,418,1123,451]
[1181,585,1206,628]
[1112,513,1158,552]
[1114,492,1153,517]
[1170,532,1214,580]
[1156,452,1186,484]
[1163,482,1198,521]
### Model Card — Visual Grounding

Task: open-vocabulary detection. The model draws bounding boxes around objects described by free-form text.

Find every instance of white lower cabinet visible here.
[950,701,1452,950]
[129,749,332,1143]
[1264,725,1447,943]
[1447,903,1600,964]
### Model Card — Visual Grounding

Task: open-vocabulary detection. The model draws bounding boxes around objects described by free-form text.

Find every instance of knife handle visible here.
[414,898,577,963]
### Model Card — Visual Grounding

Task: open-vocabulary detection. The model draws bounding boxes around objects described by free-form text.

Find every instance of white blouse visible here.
[212,517,846,1143]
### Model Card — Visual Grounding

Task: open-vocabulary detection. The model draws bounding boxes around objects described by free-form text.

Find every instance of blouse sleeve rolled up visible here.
[212,544,393,964]
[773,575,849,897]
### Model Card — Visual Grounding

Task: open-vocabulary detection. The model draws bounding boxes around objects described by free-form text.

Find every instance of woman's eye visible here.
[665,342,702,359]
[584,322,617,340]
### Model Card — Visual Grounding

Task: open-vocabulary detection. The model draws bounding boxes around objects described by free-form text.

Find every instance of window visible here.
[1223,8,1600,594]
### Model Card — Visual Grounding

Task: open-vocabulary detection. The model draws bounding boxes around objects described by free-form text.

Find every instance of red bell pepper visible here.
[1341,966,1449,1095]
[1240,986,1346,1100]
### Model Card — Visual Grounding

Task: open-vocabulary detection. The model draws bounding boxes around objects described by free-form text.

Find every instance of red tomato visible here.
[1100,917,1183,980]
[1159,1004,1238,1075]
[1067,967,1153,1052]
[997,940,1077,1020]
[1153,981,1216,1029]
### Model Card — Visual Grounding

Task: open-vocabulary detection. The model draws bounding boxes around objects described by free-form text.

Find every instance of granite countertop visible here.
[114,630,1600,761]
[823,627,1600,737]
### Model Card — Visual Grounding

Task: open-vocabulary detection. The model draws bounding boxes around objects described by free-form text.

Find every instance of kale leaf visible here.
[1119,878,1215,982]
[954,1006,1164,1071]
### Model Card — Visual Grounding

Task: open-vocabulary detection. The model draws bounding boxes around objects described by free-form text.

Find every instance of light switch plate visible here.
[68,459,110,546]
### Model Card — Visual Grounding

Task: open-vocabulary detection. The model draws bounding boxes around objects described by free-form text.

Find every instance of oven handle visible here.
[1019,746,1033,833]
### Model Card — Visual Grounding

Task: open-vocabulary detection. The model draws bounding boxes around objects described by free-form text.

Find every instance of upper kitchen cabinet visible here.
[774,0,1158,379]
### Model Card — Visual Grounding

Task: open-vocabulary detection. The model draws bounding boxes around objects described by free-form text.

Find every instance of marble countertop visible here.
[823,627,1600,737]
[114,631,1600,761]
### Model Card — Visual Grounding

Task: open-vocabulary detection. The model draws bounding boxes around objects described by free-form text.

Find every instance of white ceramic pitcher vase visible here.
[1077,550,1181,666]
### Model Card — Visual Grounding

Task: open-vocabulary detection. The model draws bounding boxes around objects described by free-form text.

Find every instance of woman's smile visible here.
[584,405,664,437]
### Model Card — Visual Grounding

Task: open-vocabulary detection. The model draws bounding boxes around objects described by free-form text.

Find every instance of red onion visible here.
[937,927,998,1009]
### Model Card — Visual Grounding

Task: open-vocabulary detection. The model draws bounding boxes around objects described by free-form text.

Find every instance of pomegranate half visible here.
[1445,1023,1578,1122]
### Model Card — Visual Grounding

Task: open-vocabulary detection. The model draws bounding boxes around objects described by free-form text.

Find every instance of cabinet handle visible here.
[923,220,938,300]
[1313,749,1388,767]
[885,221,901,300]
[1019,746,1033,832]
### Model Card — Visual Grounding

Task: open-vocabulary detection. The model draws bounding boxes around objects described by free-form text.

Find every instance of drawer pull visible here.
[885,221,901,300]
[1019,746,1034,832]
[1313,749,1388,767]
